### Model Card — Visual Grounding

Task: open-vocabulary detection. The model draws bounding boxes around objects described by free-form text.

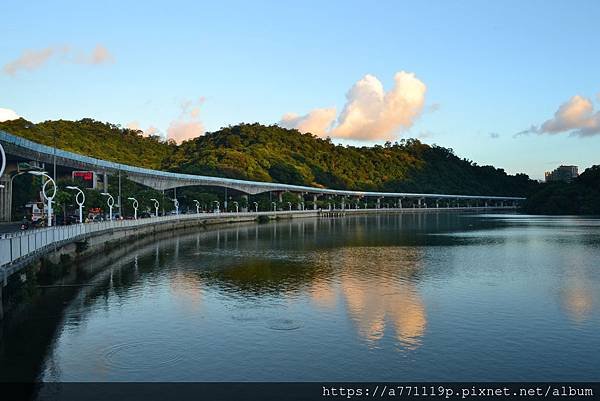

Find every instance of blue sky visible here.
[1,0,599,179]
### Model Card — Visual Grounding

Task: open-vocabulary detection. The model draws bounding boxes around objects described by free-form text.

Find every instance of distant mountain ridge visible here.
[0,118,537,197]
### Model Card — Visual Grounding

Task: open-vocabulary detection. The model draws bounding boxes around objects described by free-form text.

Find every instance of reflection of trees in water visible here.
[169,225,429,349]
[334,247,427,349]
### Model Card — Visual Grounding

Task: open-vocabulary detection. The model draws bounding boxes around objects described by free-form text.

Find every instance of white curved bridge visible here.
[0,130,525,202]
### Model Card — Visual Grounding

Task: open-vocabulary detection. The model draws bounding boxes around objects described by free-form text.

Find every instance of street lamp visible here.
[171,198,179,215]
[287,202,292,211]
[193,199,200,214]
[0,142,5,188]
[271,201,277,211]
[100,192,114,220]
[233,201,239,213]
[128,197,138,219]
[213,200,220,213]
[253,201,258,212]
[29,171,56,227]
[150,198,159,217]
[66,186,85,223]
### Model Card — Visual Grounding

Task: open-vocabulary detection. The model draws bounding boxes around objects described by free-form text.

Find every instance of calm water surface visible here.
[1,213,599,382]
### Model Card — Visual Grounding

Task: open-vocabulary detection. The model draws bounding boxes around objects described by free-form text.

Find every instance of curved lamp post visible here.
[171,198,179,215]
[193,199,200,214]
[287,202,292,211]
[29,171,56,227]
[233,201,239,213]
[271,201,277,211]
[213,200,220,213]
[100,192,114,220]
[253,201,258,212]
[0,143,5,188]
[66,186,85,223]
[150,198,159,217]
[128,197,138,219]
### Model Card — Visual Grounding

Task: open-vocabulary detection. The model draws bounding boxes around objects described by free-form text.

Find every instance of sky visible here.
[1,0,599,180]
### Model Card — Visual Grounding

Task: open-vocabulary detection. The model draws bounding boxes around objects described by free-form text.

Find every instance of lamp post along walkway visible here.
[101,192,115,221]
[150,198,159,217]
[66,186,85,223]
[128,197,138,220]
[30,171,56,227]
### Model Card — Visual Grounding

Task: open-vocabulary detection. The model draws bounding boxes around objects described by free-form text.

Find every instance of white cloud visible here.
[145,126,159,136]
[520,95,600,138]
[0,108,20,122]
[3,44,114,76]
[189,107,201,118]
[75,45,115,65]
[167,120,204,144]
[126,121,141,131]
[126,121,160,137]
[127,97,205,144]
[3,47,65,76]
[279,71,427,141]
[280,108,336,136]
[166,98,206,143]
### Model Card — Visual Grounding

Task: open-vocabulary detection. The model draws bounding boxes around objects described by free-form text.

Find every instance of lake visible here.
[1,212,599,382]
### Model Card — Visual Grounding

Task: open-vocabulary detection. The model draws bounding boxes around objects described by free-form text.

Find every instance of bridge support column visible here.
[313,194,318,210]
[103,173,108,192]
[0,176,11,222]
[341,197,345,210]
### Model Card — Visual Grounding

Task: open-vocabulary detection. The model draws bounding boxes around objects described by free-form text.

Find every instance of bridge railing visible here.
[0,211,308,268]
[0,205,517,269]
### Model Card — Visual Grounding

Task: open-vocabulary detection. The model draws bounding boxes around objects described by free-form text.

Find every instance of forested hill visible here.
[522,166,600,215]
[164,123,537,196]
[1,119,537,196]
[0,118,175,169]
